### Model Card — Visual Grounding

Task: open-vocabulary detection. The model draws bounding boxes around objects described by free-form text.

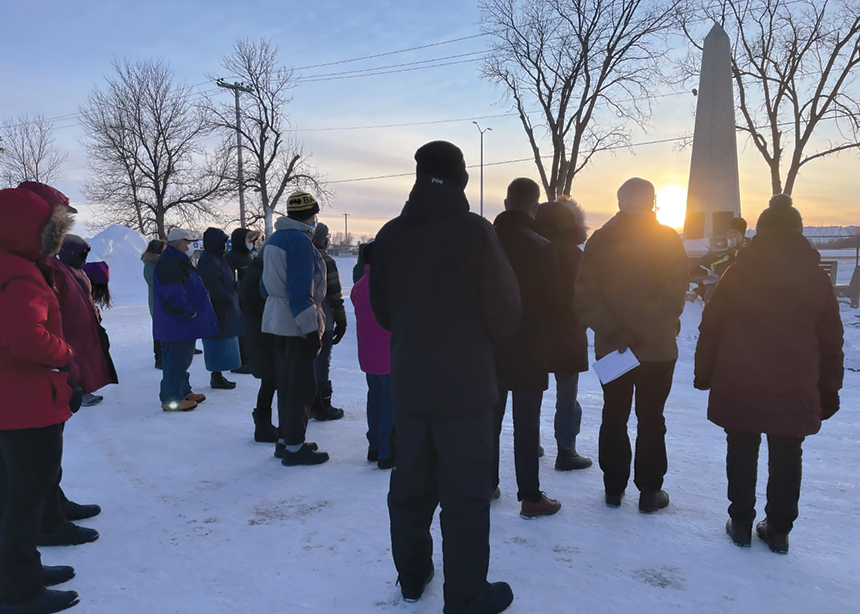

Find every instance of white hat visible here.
[166,228,198,242]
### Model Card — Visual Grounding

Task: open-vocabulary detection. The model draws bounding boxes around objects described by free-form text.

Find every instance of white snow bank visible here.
[85,225,149,306]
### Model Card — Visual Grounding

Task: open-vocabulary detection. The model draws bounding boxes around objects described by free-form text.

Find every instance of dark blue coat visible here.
[197,228,244,340]
[153,246,219,342]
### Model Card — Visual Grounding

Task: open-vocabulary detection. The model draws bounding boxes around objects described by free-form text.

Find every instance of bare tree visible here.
[204,38,329,236]
[0,113,67,187]
[684,0,860,195]
[481,0,685,200]
[80,58,229,239]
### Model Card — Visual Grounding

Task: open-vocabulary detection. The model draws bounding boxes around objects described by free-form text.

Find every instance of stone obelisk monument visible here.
[684,23,741,240]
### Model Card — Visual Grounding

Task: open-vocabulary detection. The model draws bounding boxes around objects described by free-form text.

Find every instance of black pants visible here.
[0,424,63,605]
[255,377,278,426]
[725,430,804,533]
[389,411,493,613]
[492,388,543,502]
[273,336,317,446]
[599,360,675,495]
[153,339,162,364]
[40,470,66,534]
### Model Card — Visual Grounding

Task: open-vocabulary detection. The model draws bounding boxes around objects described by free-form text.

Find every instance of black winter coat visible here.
[493,210,554,392]
[197,228,244,340]
[695,229,844,437]
[238,257,276,380]
[370,177,522,422]
[225,228,254,281]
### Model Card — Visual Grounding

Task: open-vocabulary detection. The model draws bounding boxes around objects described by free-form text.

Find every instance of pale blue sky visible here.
[2,0,856,236]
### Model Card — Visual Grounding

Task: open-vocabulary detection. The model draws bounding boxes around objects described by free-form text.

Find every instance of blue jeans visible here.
[554,373,583,453]
[366,374,393,459]
[313,327,333,385]
[159,340,196,404]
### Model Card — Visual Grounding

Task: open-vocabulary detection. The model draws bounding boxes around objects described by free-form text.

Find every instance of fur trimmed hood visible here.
[0,187,72,261]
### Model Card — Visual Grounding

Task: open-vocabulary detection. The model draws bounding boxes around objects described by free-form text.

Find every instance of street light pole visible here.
[217,78,253,228]
[472,121,492,217]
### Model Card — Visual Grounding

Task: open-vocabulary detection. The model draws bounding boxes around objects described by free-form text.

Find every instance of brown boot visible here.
[520,492,561,519]
[756,519,789,554]
[163,399,197,412]
[186,392,206,404]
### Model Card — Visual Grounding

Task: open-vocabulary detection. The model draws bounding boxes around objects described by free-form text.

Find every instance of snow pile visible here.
[86,225,149,306]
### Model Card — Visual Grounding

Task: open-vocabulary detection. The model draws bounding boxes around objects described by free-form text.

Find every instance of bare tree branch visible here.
[0,114,67,187]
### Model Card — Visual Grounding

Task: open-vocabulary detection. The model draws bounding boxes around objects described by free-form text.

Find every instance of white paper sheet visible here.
[592,350,640,385]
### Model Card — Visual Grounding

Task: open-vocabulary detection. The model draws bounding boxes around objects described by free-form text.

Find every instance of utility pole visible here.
[217,78,253,228]
[343,213,350,247]
[472,121,492,217]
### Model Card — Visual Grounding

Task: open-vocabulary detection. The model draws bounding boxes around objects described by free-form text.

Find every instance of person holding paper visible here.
[695,195,843,553]
[492,178,562,518]
[576,177,688,513]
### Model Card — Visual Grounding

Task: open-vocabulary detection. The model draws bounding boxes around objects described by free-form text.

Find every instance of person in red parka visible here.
[695,194,844,554]
[0,187,81,613]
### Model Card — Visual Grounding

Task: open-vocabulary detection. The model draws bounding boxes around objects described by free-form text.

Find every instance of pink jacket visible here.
[350,265,391,375]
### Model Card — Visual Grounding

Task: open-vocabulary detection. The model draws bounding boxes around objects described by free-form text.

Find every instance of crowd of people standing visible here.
[0,137,846,613]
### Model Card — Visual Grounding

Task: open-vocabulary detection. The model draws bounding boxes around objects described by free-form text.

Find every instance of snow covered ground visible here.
[47,238,860,613]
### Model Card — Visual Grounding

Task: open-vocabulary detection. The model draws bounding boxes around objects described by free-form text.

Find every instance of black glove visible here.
[605,330,637,354]
[69,384,83,414]
[821,390,840,420]
[332,317,347,345]
[693,379,711,391]
[304,332,322,357]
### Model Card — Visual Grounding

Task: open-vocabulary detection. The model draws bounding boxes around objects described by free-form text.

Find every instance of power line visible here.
[295,51,486,80]
[292,113,515,132]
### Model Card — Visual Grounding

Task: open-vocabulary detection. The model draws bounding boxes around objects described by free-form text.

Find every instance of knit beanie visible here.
[617,177,655,214]
[756,194,803,233]
[312,222,330,249]
[414,141,469,188]
[286,191,320,219]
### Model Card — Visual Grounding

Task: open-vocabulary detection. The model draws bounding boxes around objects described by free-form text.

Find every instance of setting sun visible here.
[655,184,688,231]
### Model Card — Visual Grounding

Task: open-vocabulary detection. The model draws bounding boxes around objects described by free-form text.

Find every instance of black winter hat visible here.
[756,194,803,233]
[414,141,469,188]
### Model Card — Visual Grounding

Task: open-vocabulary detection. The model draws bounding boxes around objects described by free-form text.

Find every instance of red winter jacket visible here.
[695,230,844,437]
[0,188,74,431]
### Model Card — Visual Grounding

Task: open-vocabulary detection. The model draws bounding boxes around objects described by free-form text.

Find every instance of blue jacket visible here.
[153,246,219,342]
[197,228,244,340]
[261,216,326,338]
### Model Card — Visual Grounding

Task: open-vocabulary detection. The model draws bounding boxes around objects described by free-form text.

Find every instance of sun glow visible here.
[655,184,688,231]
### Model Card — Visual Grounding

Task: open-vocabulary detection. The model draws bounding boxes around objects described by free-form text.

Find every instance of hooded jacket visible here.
[312,223,346,331]
[142,250,159,316]
[197,228,244,339]
[0,188,74,430]
[695,230,844,437]
[153,245,220,342]
[261,215,326,338]
[238,254,276,380]
[369,177,522,422]
[535,200,589,374]
[351,264,390,375]
[225,227,260,281]
[576,211,689,362]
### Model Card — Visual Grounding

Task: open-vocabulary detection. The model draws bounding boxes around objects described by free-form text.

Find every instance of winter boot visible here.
[399,568,434,602]
[311,382,344,421]
[726,519,752,547]
[520,492,561,519]
[605,492,624,508]
[42,565,75,587]
[162,399,197,412]
[0,589,80,613]
[554,449,593,471]
[185,392,206,404]
[210,372,236,390]
[638,490,670,514]
[756,519,789,554]
[62,501,101,522]
[37,521,99,547]
[281,443,330,466]
[252,410,279,443]
[80,393,103,407]
[463,581,514,614]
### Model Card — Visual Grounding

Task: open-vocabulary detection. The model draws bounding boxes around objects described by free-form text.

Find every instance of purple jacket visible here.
[350,265,390,375]
[153,246,219,342]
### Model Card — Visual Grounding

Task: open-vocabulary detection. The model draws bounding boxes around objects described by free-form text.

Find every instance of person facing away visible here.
[349,241,394,470]
[491,177,561,519]
[0,186,81,614]
[694,194,843,554]
[310,222,347,422]
[370,140,520,614]
[197,227,244,390]
[534,197,592,471]
[153,228,219,412]
[142,239,167,369]
[575,177,689,514]
[261,191,329,466]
